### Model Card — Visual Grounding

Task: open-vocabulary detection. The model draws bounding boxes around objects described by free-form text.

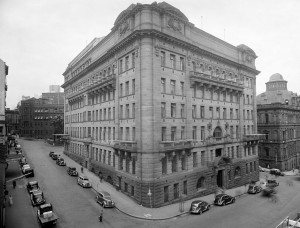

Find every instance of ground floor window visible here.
[197,177,206,191]
[164,186,169,202]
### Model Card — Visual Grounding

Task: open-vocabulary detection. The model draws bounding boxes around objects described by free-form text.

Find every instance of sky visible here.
[1,0,300,109]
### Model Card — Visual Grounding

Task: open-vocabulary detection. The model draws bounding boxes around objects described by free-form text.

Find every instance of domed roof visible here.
[114,2,189,26]
[269,73,285,82]
[237,44,256,56]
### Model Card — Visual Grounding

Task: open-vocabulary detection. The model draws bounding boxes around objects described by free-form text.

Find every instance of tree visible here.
[50,115,64,134]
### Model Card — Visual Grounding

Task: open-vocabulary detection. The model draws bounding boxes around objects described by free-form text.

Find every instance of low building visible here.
[257,73,300,171]
[62,2,260,207]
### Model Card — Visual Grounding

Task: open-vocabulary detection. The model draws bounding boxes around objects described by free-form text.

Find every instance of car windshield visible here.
[83,178,89,181]
[104,196,112,201]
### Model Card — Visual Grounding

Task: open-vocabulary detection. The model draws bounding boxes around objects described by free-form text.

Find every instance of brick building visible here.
[257,73,300,171]
[62,2,260,207]
[19,98,64,138]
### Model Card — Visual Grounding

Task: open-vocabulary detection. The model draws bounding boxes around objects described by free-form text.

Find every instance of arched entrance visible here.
[213,156,232,189]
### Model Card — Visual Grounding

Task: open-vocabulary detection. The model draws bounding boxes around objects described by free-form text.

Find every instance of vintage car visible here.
[56,157,66,166]
[31,190,46,206]
[19,157,26,166]
[214,194,235,206]
[96,191,115,208]
[37,203,58,226]
[24,168,35,177]
[15,144,22,154]
[269,168,285,176]
[22,164,30,173]
[51,153,58,160]
[248,185,262,194]
[266,179,279,187]
[190,200,210,214]
[27,181,40,194]
[67,167,78,176]
[77,175,92,188]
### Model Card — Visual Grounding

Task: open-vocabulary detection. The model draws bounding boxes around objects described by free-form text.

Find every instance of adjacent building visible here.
[19,97,64,139]
[5,108,20,135]
[257,73,300,171]
[0,58,8,228]
[62,2,260,207]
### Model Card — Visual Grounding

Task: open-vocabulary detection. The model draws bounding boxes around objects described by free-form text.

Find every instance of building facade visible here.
[42,92,64,105]
[19,98,64,139]
[49,85,61,93]
[0,58,8,228]
[62,2,260,207]
[5,108,20,135]
[257,74,300,171]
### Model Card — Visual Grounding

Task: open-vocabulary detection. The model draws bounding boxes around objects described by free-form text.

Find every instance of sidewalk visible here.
[49,146,259,220]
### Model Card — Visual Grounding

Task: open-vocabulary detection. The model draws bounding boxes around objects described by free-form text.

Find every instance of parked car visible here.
[77,175,92,188]
[260,181,267,190]
[67,167,78,176]
[37,203,58,226]
[96,191,115,208]
[49,151,54,157]
[190,200,210,214]
[51,153,58,160]
[19,157,26,166]
[248,185,262,194]
[214,194,235,206]
[56,158,66,166]
[15,144,22,154]
[27,181,40,194]
[22,164,30,173]
[266,179,279,187]
[31,190,46,206]
[270,168,285,176]
[24,168,35,177]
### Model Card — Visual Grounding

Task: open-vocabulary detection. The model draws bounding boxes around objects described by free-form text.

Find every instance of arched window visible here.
[196,177,206,190]
[234,166,241,178]
[213,127,222,138]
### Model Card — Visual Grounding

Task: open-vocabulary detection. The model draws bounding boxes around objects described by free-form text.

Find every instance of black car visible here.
[31,190,46,206]
[214,194,235,206]
[266,179,279,187]
[27,181,40,194]
[96,191,115,208]
[248,185,262,194]
[51,153,58,160]
[190,200,210,214]
[49,151,54,157]
[67,167,78,176]
[269,169,285,176]
[56,158,66,166]
[24,168,34,177]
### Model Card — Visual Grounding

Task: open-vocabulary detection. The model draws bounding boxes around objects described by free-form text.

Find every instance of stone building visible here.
[5,108,20,135]
[62,2,260,207]
[19,97,64,138]
[257,73,300,171]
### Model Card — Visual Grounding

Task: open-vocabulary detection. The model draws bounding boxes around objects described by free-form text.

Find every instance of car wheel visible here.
[222,201,225,206]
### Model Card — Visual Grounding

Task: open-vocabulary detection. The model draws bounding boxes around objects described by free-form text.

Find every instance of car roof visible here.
[32,190,43,195]
[191,200,205,204]
[40,203,51,209]
[99,191,110,196]
[69,166,76,169]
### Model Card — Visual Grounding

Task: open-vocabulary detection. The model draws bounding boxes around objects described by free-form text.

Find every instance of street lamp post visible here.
[147,187,152,208]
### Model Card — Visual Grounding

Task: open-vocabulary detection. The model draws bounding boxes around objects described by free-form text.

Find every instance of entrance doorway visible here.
[85,160,88,168]
[217,170,223,188]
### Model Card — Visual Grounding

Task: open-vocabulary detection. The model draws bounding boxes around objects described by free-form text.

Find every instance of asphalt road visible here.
[13,139,300,228]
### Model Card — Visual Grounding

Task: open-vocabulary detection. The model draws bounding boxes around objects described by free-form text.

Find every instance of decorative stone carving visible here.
[167,17,182,32]
[119,21,129,36]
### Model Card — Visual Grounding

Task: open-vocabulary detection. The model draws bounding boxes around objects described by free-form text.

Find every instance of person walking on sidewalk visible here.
[13,180,16,189]
[8,195,13,207]
[99,209,103,222]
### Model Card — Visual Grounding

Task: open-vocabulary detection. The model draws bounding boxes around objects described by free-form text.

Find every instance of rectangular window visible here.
[181,155,186,170]
[192,105,196,118]
[236,109,239,119]
[108,108,111,120]
[171,127,176,141]
[132,103,135,118]
[181,126,185,140]
[162,127,166,141]
[126,127,130,141]
[161,51,166,66]
[180,104,185,118]
[120,83,123,97]
[172,155,177,172]
[132,159,136,174]
[164,186,169,202]
[170,54,176,69]
[216,107,220,119]
[201,151,206,166]
[125,81,129,96]
[200,106,205,118]
[180,82,184,96]
[132,52,135,68]
[174,183,179,199]
[201,126,205,141]
[119,127,123,140]
[132,127,135,141]
[183,181,187,195]
[125,56,129,70]
[223,108,227,119]
[126,158,130,172]
[170,80,176,95]
[132,79,135,94]
[126,104,130,119]
[193,152,198,167]
[161,78,166,93]
[120,105,123,119]
[192,126,197,140]
[180,57,184,70]
[230,108,233,119]
[119,59,123,73]
[209,107,213,119]
[161,102,166,118]
[162,157,167,175]
[171,103,176,118]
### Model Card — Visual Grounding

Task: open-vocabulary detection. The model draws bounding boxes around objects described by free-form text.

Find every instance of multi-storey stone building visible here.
[5,108,20,135]
[62,2,260,207]
[19,97,64,138]
[257,73,300,171]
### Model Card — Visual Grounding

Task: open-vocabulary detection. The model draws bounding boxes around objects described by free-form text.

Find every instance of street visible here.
[9,139,300,228]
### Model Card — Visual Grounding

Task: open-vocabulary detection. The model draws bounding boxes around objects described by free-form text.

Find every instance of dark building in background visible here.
[42,92,64,105]
[257,73,300,171]
[5,108,20,135]
[19,98,64,139]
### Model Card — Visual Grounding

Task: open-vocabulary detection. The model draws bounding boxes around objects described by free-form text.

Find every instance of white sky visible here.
[1,0,300,109]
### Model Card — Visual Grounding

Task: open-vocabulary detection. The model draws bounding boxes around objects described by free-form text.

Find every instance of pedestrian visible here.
[99,172,103,183]
[99,209,103,222]
[81,166,83,173]
[13,180,16,189]
[293,168,294,173]
[8,195,13,207]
